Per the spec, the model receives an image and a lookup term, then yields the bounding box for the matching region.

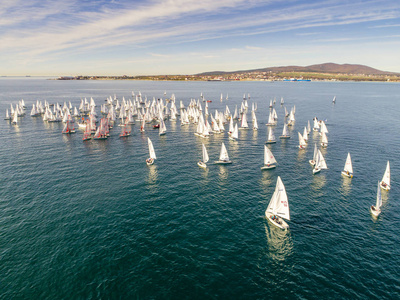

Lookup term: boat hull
[370,205,381,217]
[146,158,154,166]
[313,167,321,174]
[341,171,353,178]
[265,140,276,144]
[265,212,289,230]
[261,164,277,170]
[197,161,207,169]
[279,136,290,139]
[380,181,390,191]
[309,160,316,166]
[214,160,232,164]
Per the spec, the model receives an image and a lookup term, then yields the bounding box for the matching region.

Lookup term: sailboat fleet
[5,92,391,225]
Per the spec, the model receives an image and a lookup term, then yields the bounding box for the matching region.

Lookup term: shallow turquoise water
[0,78,399,299]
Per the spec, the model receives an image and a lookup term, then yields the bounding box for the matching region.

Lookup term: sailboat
[197,144,209,168]
[380,161,390,190]
[119,124,131,137]
[298,132,306,149]
[229,123,238,141]
[62,120,76,134]
[146,138,157,165]
[261,145,277,170]
[215,143,232,164]
[309,143,318,166]
[266,127,276,144]
[370,181,382,217]
[313,150,328,174]
[265,176,290,230]
[4,109,11,120]
[332,96,336,103]
[159,119,167,136]
[341,153,353,178]
[279,124,290,139]
[82,123,92,141]
[253,114,258,130]
[321,132,328,148]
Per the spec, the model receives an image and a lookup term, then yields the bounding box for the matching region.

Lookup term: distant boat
[266,127,276,144]
[4,109,11,120]
[159,119,166,135]
[303,127,308,143]
[298,132,306,149]
[265,176,290,230]
[215,143,232,164]
[253,114,258,130]
[119,124,131,137]
[321,132,328,148]
[146,138,156,165]
[279,124,290,139]
[197,143,209,169]
[62,120,76,134]
[341,153,353,178]
[239,112,249,129]
[229,123,238,141]
[82,123,92,141]
[380,161,390,190]
[332,96,336,103]
[313,149,328,174]
[370,181,382,217]
[309,143,318,166]
[261,145,277,170]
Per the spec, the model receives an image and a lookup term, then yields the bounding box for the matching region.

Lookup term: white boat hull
[370,205,381,217]
[197,161,207,169]
[261,164,277,170]
[146,158,154,165]
[313,167,321,174]
[309,160,316,166]
[341,171,353,178]
[214,160,232,165]
[265,212,289,230]
[380,181,390,191]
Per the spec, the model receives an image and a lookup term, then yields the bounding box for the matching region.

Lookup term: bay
[0,78,399,299]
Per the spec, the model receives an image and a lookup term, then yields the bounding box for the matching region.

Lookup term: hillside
[197,63,396,76]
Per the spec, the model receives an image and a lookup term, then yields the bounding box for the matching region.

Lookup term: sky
[1,0,399,76]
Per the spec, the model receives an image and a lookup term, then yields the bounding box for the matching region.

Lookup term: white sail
[303,127,308,142]
[219,143,230,161]
[231,123,239,139]
[202,144,209,163]
[315,150,328,170]
[376,181,382,209]
[281,124,289,137]
[240,112,248,128]
[321,132,328,146]
[266,176,290,221]
[148,138,156,159]
[343,153,353,174]
[267,127,276,142]
[253,114,258,130]
[381,161,390,188]
[298,132,306,147]
[312,143,318,162]
[320,121,328,134]
[264,145,277,165]
[159,119,167,135]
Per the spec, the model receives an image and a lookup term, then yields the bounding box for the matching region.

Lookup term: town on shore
[58,71,399,82]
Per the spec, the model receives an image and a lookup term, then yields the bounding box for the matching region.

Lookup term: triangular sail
[148,138,156,159]
[264,145,277,165]
[219,143,229,161]
[266,176,290,220]
[231,123,239,139]
[202,144,209,163]
[344,153,353,174]
[312,143,318,161]
[298,132,306,146]
[268,127,276,142]
[316,150,328,169]
[381,161,390,186]
[282,124,289,136]
[376,181,382,209]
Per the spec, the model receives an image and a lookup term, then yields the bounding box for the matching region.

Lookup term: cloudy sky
[1,0,399,76]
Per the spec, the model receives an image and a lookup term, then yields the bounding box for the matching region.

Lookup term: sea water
[0,78,399,299]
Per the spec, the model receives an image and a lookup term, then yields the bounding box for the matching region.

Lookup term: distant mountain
[197,63,396,76]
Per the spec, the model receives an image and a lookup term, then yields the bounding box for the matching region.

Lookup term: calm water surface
[0,78,399,299]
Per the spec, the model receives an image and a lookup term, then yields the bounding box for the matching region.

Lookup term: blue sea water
[0,78,399,299]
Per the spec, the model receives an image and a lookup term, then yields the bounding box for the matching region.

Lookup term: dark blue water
[0,78,399,299]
